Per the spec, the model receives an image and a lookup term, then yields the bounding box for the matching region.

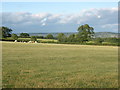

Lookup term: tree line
[0,24,119,46]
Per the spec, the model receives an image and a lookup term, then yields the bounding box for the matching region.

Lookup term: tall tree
[77,24,94,42]
[0,26,12,38]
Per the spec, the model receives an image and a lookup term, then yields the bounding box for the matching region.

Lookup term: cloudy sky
[1,2,118,33]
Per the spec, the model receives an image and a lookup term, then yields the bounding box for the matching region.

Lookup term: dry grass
[2,41,118,88]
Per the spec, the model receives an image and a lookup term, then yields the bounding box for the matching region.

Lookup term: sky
[1,2,118,33]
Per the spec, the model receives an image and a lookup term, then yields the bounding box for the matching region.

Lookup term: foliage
[1,26,119,46]
[57,33,67,42]
[11,34,18,40]
[17,39,30,42]
[45,34,54,39]
[77,24,94,42]
[20,33,30,38]
[56,24,95,43]
[0,26,12,38]
[39,40,56,43]
[1,38,14,42]
[36,36,44,39]
[94,38,103,44]
[31,36,37,41]
[67,34,76,42]
[103,38,118,43]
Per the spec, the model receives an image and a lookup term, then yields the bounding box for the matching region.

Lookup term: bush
[1,38,14,42]
[86,41,95,45]
[102,42,118,46]
[31,36,37,41]
[45,34,54,39]
[17,39,30,42]
[94,38,103,44]
[40,41,56,43]
[20,33,30,38]
[11,34,18,40]
[36,36,44,39]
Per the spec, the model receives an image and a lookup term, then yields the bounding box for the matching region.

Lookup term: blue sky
[3,2,117,14]
[2,2,118,33]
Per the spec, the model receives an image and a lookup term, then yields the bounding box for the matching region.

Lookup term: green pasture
[18,38,58,42]
[2,42,118,88]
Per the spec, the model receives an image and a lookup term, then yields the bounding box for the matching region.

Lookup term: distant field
[2,42,118,88]
[18,38,58,42]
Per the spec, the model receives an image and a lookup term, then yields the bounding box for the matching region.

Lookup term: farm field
[2,41,118,88]
[18,38,58,42]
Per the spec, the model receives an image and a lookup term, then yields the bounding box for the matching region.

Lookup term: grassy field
[2,42,118,88]
[18,38,58,42]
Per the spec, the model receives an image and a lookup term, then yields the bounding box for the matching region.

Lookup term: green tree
[0,26,12,38]
[31,36,37,41]
[20,33,30,38]
[36,36,44,39]
[77,24,94,42]
[57,33,67,42]
[11,34,18,40]
[46,34,54,39]
[104,38,118,43]
[68,34,76,42]
[95,38,103,44]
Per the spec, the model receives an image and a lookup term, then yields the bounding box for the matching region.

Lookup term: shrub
[31,36,37,41]
[94,38,103,44]
[45,34,54,39]
[20,33,30,38]
[1,38,14,42]
[11,34,18,40]
[17,39,30,42]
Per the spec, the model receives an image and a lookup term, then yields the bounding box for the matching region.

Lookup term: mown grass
[2,42,118,88]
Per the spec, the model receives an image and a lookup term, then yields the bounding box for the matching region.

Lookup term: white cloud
[97,15,101,18]
[102,24,118,28]
[2,7,118,32]
[101,24,118,32]
[41,18,47,23]
[42,23,46,26]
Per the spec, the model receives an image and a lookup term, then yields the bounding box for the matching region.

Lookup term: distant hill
[16,32,118,38]
[28,32,75,37]
[95,32,118,38]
